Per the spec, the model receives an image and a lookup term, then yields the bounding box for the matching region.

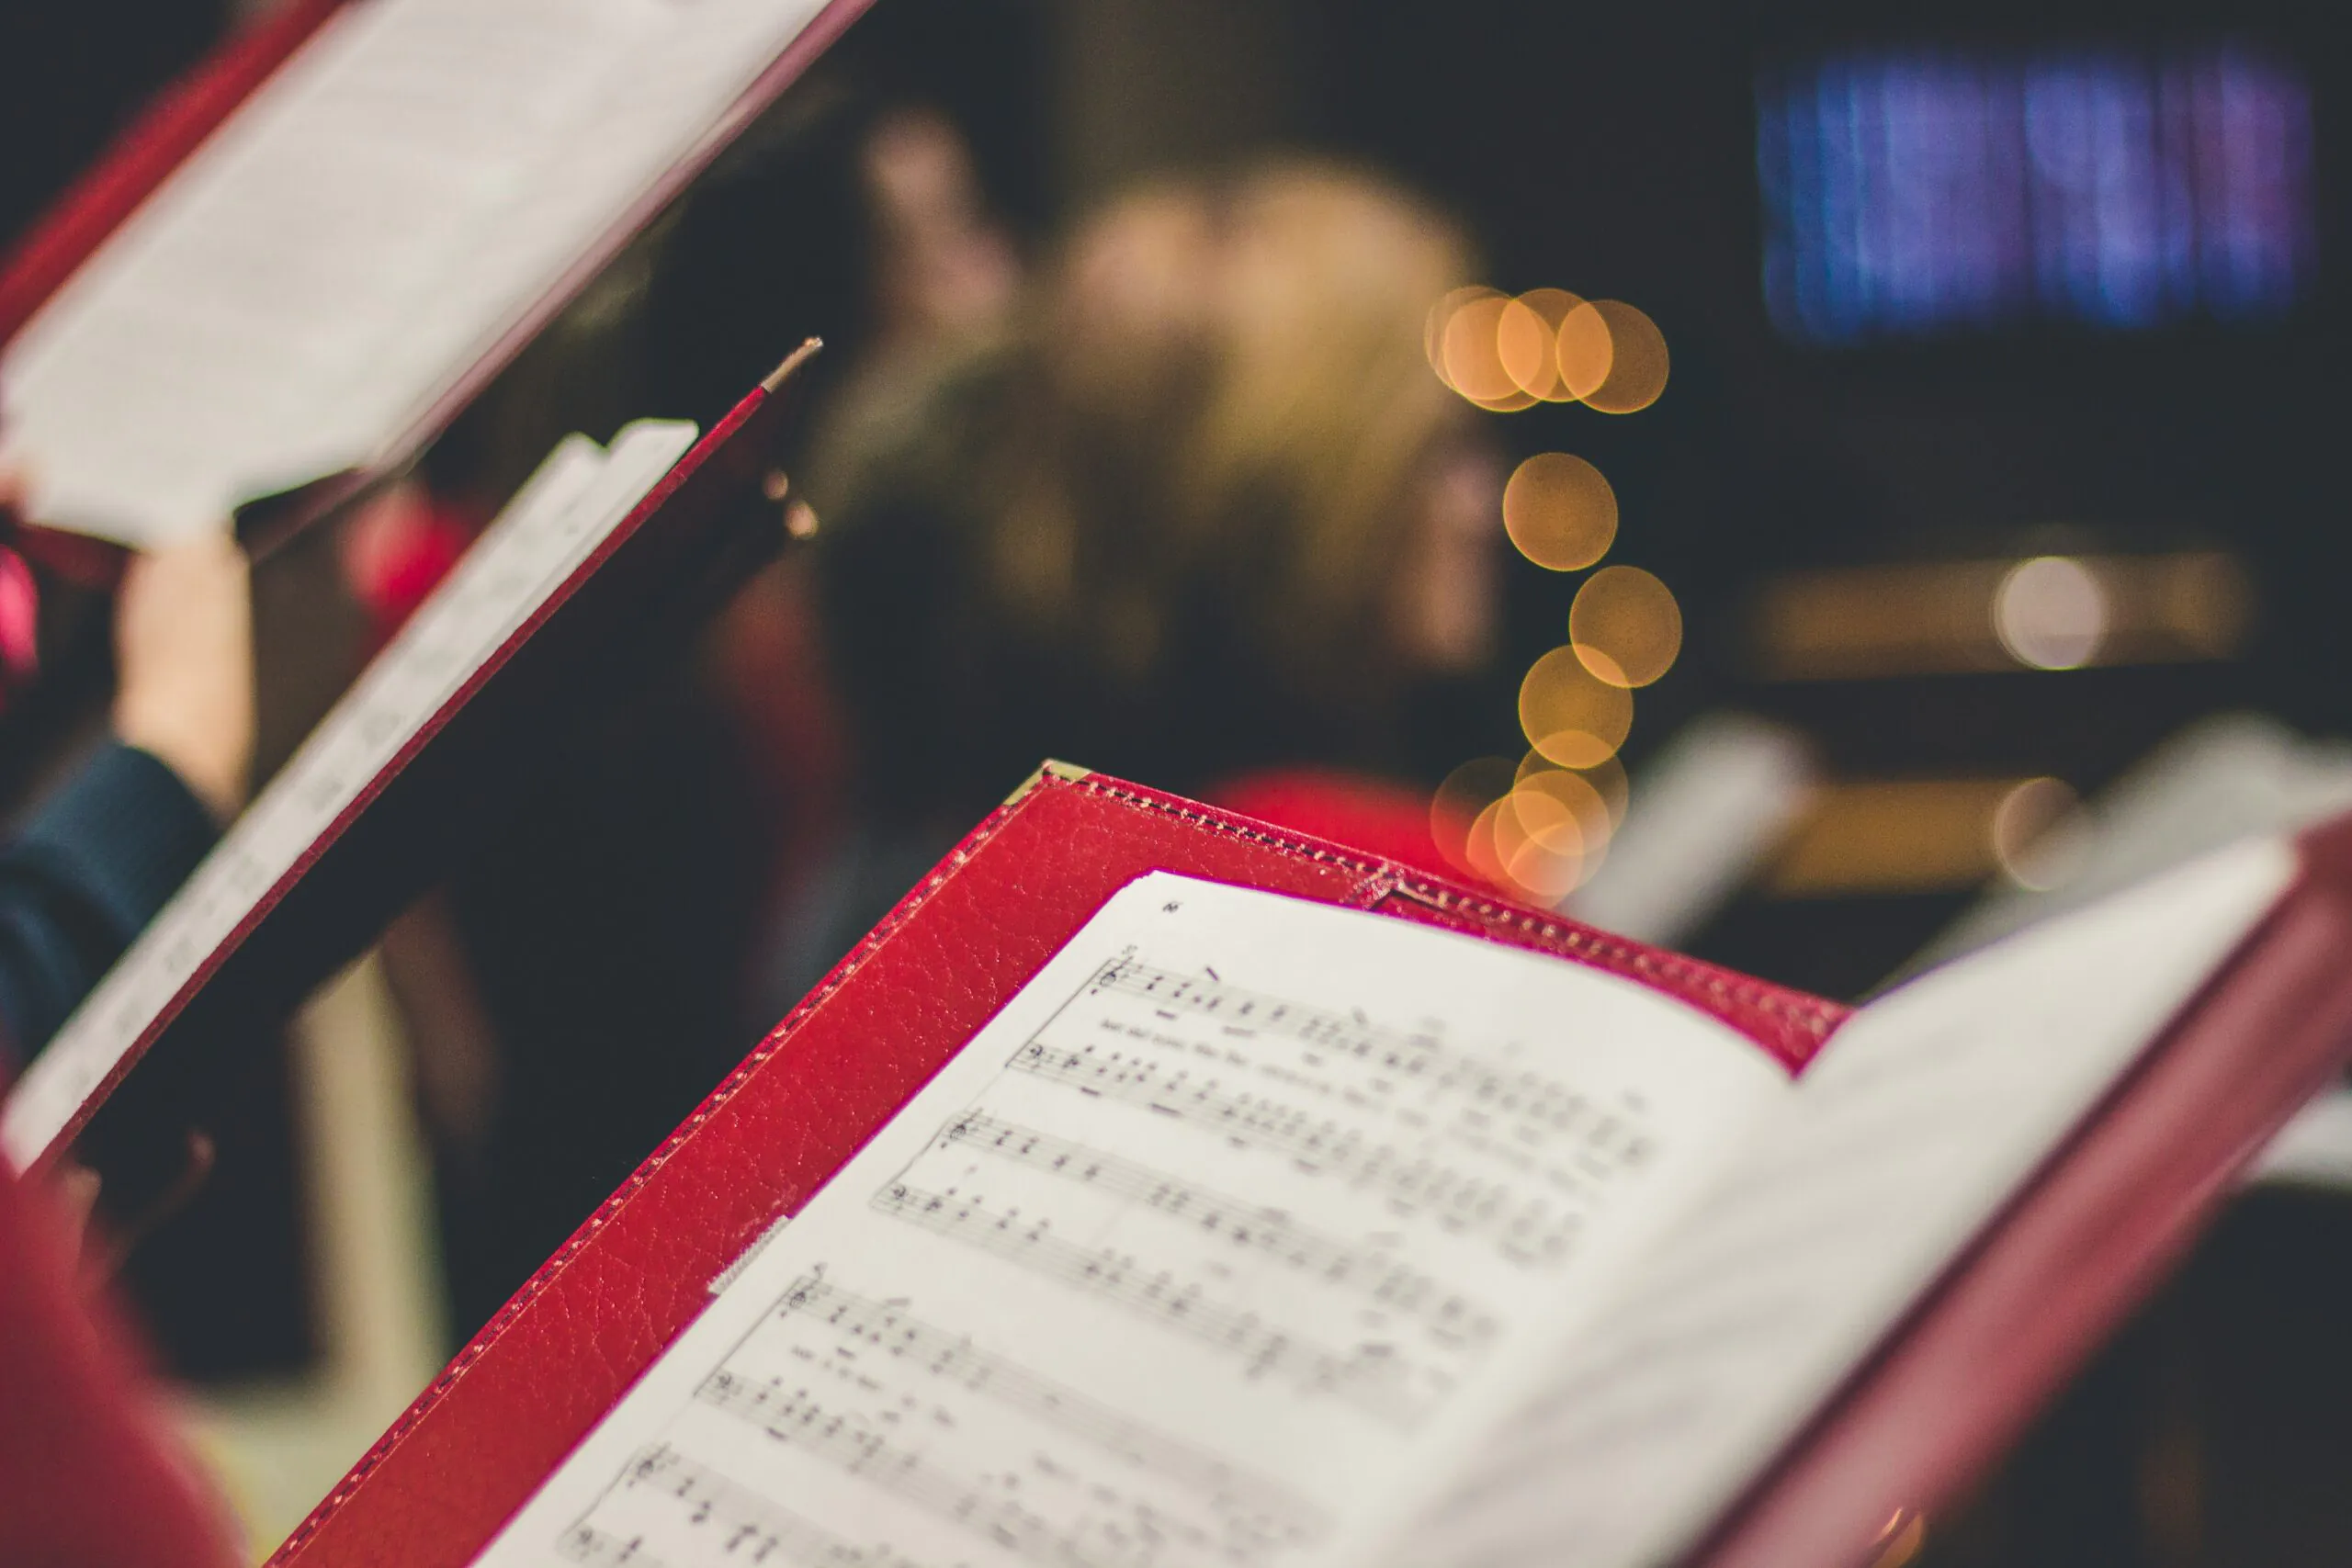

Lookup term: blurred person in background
[386,81,1026,1339]
[0,468,254,1567]
[763,160,1502,1014]
[695,94,1023,930]
[1,494,253,1071]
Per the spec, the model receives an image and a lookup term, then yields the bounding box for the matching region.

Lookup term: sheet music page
[471,873,1793,1568]
[1379,836,2294,1568]
[0,0,823,543]
[0,418,697,1170]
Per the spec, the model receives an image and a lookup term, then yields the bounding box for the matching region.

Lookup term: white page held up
[0,0,824,543]
[472,874,1792,1568]
[1381,835,2293,1568]
[1,419,698,1171]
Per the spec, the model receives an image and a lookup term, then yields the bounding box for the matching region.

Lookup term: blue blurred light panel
[1758,45,2315,343]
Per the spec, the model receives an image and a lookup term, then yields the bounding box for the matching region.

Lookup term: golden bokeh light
[1765,777,2072,897]
[1425,286,1500,389]
[1498,288,1585,401]
[1463,795,1511,887]
[1496,300,1554,399]
[1990,775,2085,891]
[1505,790,1587,858]
[1469,385,1540,413]
[1572,645,1632,686]
[1502,453,1617,571]
[1441,292,1521,406]
[1751,550,2254,680]
[1487,792,1586,904]
[1993,556,2108,671]
[1521,749,1629,825]
[1555,299,1613,400]
[1519,646,1634,768]
[1509,766,1612,858]
[1430,755,1517,875]
[1561,299,1669,413]
[1441,752,1623,906]
[1531,729,1627,770]
[1429,285,1678,897]
[1569,565,1682,686]
[1501,835,1586,903]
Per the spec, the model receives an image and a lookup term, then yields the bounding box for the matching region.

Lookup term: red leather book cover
[264,767,1845,1567]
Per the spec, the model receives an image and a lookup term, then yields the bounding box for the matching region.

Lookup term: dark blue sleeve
[0,741,220,1073]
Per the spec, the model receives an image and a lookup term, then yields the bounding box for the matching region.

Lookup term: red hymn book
[234,766,2352,1568]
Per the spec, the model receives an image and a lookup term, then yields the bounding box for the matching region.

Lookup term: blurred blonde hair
[984,160,1474,710]
[817,161,1476,809]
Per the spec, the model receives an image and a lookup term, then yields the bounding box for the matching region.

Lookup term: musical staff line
[930,1112,1499,1346]
[1008,1041,1579,1266]
[869,1180,1436,1428]
[557,1524,666,1568]
[774,1274,1328,1551]
[572,1443,935,1568]
[1083,959,1649,1159]
[695,1374,1207,1568]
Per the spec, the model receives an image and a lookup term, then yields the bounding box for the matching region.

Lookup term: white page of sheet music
[0,419,697,1171]
[470,873,1793,1568]
[0,0,822,543]
[1379,835,2294,1568]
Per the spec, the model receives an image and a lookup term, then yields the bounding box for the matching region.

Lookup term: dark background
[10,0,2343,842]
[6,3,2348,1563]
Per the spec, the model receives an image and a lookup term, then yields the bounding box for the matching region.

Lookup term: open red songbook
[0,0,869,551]
[258,767,2352,1568]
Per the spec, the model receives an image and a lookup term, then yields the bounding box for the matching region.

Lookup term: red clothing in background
[0,1158,237,1567]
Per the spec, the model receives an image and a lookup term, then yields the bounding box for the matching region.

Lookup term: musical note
[556,1524,666,1567]
[1086,960,1652,1163]
[772,1275,1328,1551]
[924,1112,1500,1346]
[566,1444,934,1568]
[1007,1041,1585,1267]
[692,1377,1210,1568]
[869,1180,1439,1427]
[1077,959,1656,1166]
[470,871,1773,1568]
[1088,957,1439,1066]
